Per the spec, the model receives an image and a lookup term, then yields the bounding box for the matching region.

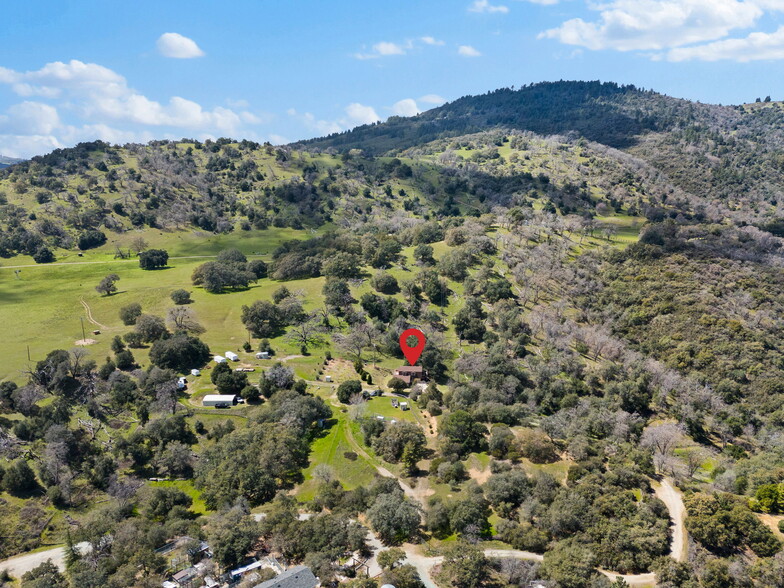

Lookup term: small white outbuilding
[214,355,227,364]
[225,351,239,362]
[191,369,201,376]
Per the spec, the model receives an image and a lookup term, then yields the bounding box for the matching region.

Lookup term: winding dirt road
[654,478,688,562]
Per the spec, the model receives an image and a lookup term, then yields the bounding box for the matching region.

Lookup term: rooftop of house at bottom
[254,565,319,588]
[392,365,427,385]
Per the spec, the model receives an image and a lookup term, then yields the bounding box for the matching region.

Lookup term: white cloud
[267,134,289,145]
[458,45,482,56]
[0,59,270,157]
[345,103,380,125]
[300,112,343,135]
[539,0,774,52]
[392,99,420,117]
[0,102,60,135]
[156,32,205,59]
[291,102,380,135]
[354,40,412,59]
[516,0,560,5]
[469,0,509,13]
[0,134,63,159]
[419,94,447,105]
[666,25,784,61]
[374,41,407,55]
[355,37,446,59]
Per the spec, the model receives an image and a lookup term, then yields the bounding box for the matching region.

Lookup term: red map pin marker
[400,328,426,365]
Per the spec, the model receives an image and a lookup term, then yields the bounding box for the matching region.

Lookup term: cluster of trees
[685,493,781,557]
[192,248,267,293]
[138,248,168,270]
[750,482,784,514]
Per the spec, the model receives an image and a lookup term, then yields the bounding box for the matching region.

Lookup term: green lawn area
[147,479,210,515]
[296,393,377,501]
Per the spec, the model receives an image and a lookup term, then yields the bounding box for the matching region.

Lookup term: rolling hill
[296,80,784,225]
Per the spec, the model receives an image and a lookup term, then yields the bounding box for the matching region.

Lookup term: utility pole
[80,317,86,341]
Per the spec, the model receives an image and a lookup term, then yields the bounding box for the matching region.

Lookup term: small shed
[191,369,201,376]
[324,375,333,383]
[214,355,227,364]
[256,351,270,359]
[202,394,237,407]
[400,402,410,411]
[225,351,239,362]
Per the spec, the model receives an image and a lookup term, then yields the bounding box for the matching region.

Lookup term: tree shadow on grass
[308,417,339,444]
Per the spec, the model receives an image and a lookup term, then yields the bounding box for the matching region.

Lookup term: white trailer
[202,394,237,407]
[225,351,239,361]
[213,355,227,364]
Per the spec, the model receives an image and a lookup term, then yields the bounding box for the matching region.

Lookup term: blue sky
[2,0,784,158]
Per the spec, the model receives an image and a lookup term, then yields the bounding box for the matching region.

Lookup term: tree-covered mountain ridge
[296,80,784,226]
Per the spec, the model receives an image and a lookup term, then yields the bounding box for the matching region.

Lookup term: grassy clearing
[147,480,210,515]
[296,388,378,501]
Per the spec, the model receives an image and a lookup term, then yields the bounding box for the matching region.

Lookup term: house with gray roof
[253,565,318,588]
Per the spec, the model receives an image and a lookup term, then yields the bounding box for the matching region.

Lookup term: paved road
[0,542,89,579]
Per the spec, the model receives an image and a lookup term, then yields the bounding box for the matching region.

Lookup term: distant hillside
[295,81,784,222]
[294,81,712,152]
[0,154,23,169]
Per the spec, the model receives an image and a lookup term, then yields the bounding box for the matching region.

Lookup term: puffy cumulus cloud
[0,59,266,157]
[666,25,784,61]
[392,98,420,117]
[344,103,380,125]
[420,36,445,46]
[156,32,205,58]
[469,0,509,13]
[289,102,379,135]
[539,0,771,52]
[458,45,482,56]
[0,60,124,98]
